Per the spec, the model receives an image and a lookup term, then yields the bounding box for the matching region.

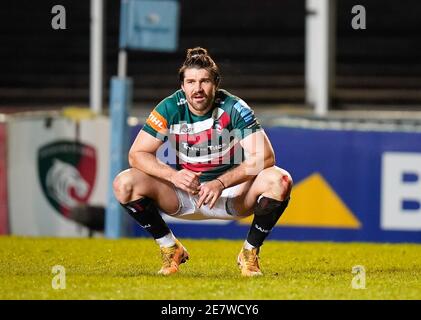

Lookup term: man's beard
[188,93,214,112]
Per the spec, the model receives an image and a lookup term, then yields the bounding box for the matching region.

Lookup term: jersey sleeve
[141,100,170,141]
[230,99,262,140]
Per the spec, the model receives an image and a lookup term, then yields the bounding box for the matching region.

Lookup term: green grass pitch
[1,236,420,300]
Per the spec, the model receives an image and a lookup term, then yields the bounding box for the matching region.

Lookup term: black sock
[120,197,171,239]
[246,196,290,248]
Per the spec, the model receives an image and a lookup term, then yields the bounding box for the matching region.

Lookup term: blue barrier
[105,78,133,238]
[129,124,421,243]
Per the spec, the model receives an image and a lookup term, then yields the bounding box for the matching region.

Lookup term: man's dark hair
[178,47,220,86]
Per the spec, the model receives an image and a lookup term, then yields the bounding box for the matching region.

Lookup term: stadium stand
[0,0,420,109]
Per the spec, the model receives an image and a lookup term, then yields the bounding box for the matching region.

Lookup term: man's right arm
[128,130,201,194]
[128,130,175,182]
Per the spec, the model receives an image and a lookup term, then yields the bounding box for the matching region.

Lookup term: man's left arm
[197,130,275,208]
[218,130,275,188]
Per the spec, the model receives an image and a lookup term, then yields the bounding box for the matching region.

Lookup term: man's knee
[258,166,293,200]
[113,170,133,203]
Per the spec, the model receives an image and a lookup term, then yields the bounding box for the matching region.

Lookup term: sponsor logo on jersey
[147,109,168,132]
[177,98,187,106]
[233,100,254,124]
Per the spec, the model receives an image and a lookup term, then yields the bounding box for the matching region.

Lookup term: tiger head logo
[38,141,96,218]
[46,159,89,210]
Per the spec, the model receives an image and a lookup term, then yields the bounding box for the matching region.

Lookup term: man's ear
[180,82,185,92]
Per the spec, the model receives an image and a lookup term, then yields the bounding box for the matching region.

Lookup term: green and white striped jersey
[142,89,262,182]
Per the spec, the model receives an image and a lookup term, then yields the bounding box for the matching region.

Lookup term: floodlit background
[1,0,421,301]
[1,0,421,242]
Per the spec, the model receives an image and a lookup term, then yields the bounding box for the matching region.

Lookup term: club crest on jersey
[180,123,192,134]
[37,141,97,218]
[215,122,223,134]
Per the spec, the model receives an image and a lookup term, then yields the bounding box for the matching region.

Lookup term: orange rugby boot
[158,239,189,275]
[237,247,263,277]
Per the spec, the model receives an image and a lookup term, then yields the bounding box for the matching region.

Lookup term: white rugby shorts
[163,184,250,220]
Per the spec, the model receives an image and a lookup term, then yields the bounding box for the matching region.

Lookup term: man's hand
[170,169,202,195]
[196,179,225,209]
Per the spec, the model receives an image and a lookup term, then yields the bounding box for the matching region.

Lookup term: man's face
[181,68,217,115]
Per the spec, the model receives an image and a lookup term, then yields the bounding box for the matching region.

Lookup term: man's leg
[113,168,189,275]
[230,166,293,276]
